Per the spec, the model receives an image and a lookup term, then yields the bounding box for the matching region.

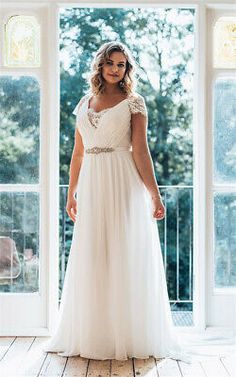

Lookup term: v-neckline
[86,93,130,130]
[87,93,130,114]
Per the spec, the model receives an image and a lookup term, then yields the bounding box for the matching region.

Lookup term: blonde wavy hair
[88,41,138,96]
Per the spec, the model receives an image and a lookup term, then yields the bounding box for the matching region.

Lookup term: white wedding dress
[43,91,192,363]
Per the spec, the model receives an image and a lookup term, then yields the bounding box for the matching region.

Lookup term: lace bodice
[72,92,148,129]
[71,92,148,151]
[87,108,110,128]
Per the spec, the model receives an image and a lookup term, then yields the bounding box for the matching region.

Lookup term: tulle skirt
[43,150,192,363]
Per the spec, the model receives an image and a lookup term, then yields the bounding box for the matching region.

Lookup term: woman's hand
[151,196,165,220]
[66,194,77,222]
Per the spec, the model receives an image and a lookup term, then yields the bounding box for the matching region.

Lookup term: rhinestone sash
[85,146,131,154]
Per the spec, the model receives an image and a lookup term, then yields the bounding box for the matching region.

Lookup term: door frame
[0,3,60,336]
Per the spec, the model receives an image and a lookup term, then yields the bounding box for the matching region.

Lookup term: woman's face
[101,51,127,86]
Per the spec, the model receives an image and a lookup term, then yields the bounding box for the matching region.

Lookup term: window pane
[214,193,236,288]
[5,15,40,67]
[59,7,195,326]
[0,192,39,293]
[213,17,236,69]
[213,78,236,184]
[0,76,40,184]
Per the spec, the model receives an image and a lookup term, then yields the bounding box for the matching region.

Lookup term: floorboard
[0,336,235,377]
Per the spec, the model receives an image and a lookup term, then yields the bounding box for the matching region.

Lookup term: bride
[43,40,192,364]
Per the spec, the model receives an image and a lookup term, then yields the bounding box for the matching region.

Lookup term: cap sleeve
[72,104,79,115]
[72,95,88,116]
[128,94,148,117]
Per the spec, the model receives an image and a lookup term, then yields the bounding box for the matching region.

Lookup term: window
[213,17,236,69]
[212,18,236,290]
[0,75,40,292]
[4,15,40,67]
[0,7,50,333]
[59,6,195,326]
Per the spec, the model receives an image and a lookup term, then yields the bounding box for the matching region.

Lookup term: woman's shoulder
[72,92,91,115]
[127,91,147,117]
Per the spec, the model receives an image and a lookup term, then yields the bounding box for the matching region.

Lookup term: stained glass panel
[213,17,236,69]
[5,15,40,67]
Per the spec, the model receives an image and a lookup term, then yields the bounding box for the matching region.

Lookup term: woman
[43,41,191,364]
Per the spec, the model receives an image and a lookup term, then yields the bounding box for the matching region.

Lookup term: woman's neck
[102,83,122,96]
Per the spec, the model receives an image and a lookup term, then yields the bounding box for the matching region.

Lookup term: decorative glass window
[213,17,236,69]
[4,15,40,67]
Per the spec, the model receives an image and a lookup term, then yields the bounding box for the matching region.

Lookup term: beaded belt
[85,146,131,154]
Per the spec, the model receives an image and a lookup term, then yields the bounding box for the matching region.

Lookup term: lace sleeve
[128,94,148,117]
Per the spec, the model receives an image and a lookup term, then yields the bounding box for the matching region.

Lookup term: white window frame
[0,3,60,335]
[206,6,236,328]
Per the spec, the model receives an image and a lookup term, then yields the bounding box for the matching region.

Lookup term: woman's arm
[131,112,165,220]
[66,128,84,222]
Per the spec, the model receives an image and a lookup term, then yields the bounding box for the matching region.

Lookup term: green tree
[59,7,194,311]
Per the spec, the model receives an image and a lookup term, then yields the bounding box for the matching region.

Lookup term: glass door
[0,6,52,335]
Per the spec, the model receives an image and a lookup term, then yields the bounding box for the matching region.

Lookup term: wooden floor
[0,336,236,376]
